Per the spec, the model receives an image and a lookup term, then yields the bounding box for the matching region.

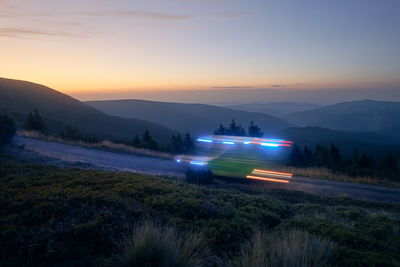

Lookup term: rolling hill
[226,102,320,117]
[283,100,400,141]
[86,99,291,137]
[0,77,177,144]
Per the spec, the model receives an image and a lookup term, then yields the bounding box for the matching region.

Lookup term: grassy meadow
[1,152,400,266]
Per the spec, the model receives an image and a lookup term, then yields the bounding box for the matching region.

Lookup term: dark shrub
[61,126,99,143]
[25,109,46,132]
[0,114,16,147]
[186,168,214,185]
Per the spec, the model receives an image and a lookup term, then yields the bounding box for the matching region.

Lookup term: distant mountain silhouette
[283,100,400,142]
[226,102,320,117]
[0,77,176,144]
[86,99,291,137]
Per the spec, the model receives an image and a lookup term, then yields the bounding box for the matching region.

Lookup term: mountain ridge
[283,99,400,141]
[0,77,177,144]
[86,99,292,137]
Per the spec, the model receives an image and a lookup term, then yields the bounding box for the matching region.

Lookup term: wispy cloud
[0,7,191,21]
[79,10,191,20]
[212,86,253,89]
[0,27,87,39]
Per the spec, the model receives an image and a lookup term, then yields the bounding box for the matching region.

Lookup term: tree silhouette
[248,121,263,137]
[287,144,303,166]
[132,135,142,148]
[183,132,195,153]
[380,154,397,170]
[214,124,227,135]
[303,146,314,167]
[0,114,16,146]
[330,145,342,169]
[25,109,46,132]
[357,153,375,169]
[63,126,82,141]
[314,145,331,167]
[229,119,246,136]
[143,130,158,150]
[170,134,184,153]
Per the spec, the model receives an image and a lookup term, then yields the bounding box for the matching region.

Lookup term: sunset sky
[1,0,399,99]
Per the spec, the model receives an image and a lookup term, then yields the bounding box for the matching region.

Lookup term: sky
[1,0,400,101]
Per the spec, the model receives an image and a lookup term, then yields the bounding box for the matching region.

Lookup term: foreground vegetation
[1,152,399,266]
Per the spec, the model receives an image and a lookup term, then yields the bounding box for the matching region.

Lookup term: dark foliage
[0,114,16,147]
[142,130,158,150]
[25,109,46,132]
[303,146,314,167]
[169,132,195,154]
[214,119,262,137]
[183,132,195,154]
[131,135,142,148]
[228,119,246,136]
[214,124,227,135]
[61,126,99,143]
[287,144,303,166]
[248,120,263,137]
[185,168,214,185]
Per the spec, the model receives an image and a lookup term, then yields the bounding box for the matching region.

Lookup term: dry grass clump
[115,221,213,267]
[230,230,338,267]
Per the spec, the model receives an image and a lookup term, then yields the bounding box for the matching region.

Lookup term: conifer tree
[248,121,263,137]
[25,109,46,132]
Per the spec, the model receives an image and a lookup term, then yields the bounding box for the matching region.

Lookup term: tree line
[214,119,263,137]
[0,114,16,147]
[130,131,195,154]
[288,144,399,180]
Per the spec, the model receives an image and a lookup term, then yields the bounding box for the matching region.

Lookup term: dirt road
[13,136,400,204]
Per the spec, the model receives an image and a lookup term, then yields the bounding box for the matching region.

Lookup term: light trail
[190,161,207,166]
[253,169,293,176]
[260,142,279,147]
[197,138,213,143]
[246,175,290,183]
[223,141,235,145]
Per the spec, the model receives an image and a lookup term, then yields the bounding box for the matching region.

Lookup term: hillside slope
[283,100,400,141]
[0,78,176,144]
[86,99,291,137]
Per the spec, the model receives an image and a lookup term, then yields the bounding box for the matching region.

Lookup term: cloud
[0,27,86,39]
[212,86,254,90]
[79,10,191,20]
[270,84,282,88]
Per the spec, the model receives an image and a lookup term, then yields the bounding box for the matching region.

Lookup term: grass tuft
[116,221,212,267]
